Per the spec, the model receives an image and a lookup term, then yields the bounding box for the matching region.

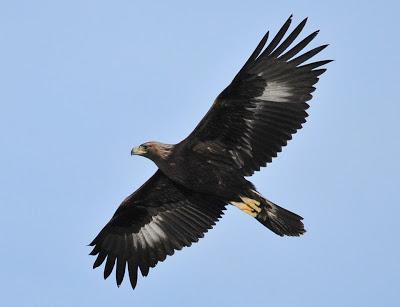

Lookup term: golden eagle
[89,15,330,289]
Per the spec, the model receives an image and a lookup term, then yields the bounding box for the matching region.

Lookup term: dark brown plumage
[89,15,331,290]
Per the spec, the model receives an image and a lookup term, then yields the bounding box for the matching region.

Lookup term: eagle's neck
[150,143,174,165]
[159,144,174,159]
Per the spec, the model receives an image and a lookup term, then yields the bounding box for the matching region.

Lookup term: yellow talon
[231,197,261,217]
[240,197,262,213]
[243,207,258,217]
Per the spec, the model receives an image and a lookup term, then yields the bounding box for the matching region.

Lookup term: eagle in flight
[89,15,330,290]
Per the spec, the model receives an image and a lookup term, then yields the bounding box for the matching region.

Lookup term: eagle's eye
[142,144,152,151]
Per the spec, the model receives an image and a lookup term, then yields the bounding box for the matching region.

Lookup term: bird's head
[131,141,173,161]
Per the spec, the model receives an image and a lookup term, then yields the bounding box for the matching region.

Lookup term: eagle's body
[154,142,251,199]
[90,16,331,290]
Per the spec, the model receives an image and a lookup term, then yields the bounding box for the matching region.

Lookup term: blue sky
[1,1,399,306]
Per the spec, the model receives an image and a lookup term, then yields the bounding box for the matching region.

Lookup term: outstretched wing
[185,16,331,176]
[89,170,226,289]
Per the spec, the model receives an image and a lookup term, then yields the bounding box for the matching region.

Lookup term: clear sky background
[1,1,399,306]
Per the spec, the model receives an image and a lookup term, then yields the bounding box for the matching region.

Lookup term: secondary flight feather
[89,15,331,290]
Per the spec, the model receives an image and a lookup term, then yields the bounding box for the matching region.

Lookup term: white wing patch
[147,216,168,241]
[136,216,169,246]
[257,81,292,102]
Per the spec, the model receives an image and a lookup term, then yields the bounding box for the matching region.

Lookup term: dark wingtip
[89,250,97,256]
[103,256,116,279]
[281,15,293,30]
[320,44,329,50]
[104,271,111,280]
[299,17,308,28]
[93,252,107,269]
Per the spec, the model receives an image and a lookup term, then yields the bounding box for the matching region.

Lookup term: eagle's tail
[257,198,305,236]
[231,192,305,236]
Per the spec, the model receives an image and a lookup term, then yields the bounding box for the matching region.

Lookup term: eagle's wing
[89,170,226,289]
[185,16,331,176]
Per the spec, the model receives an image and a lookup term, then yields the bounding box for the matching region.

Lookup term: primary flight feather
[89,15,331,289]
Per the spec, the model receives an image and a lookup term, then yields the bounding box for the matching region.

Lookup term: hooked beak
[131,146,147,156]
